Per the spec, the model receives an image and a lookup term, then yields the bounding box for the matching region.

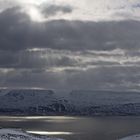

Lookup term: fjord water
[0,116,140,140]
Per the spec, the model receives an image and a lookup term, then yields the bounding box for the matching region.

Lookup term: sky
[0,0,140,90]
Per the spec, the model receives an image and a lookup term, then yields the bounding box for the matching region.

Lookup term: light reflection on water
[0,116,77,120]
[27,131,74,135]
[0,116,80,123]
[0,116,140,140]
[0,116,79,123]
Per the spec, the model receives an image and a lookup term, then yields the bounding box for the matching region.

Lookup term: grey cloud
[132,3,140,8]
[0,47,140,72]
[1,7,140,51]
[0,6,140,90]
[1,65,140,90]
[0,50,78,69]
[0,0,17,11]
[40,4,73,17]
[63,66,140,90]
[0,7,31,50]
[0,69,65,89]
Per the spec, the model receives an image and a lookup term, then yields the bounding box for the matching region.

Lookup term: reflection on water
[0,116,79,123]
[27,131,74,135]
[0,116,77,120]
[0,116,140,140]
[0,116,77,123]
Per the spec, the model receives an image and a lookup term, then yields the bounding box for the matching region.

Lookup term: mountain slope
[0,89,140,116]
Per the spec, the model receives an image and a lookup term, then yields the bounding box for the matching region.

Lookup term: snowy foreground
[0,129,63,140]
[119,134,140,140]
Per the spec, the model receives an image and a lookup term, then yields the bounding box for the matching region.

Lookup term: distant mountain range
[0,89,140,116]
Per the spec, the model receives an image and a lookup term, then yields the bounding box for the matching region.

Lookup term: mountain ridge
[0,89,140,116]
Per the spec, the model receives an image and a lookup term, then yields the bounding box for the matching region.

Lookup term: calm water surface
[0,116,140,140]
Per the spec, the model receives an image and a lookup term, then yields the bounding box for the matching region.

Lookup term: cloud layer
[1,0,140,21]
[0,1,140,90]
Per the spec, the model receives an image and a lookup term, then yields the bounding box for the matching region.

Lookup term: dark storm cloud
[0,7,140,51]
[40,4,73,17]
[0,68,64,88]
[1,65,140,90]
[0,6,140,89]
[0,50,79,69]
[31,20,140,51]
[0,7,31,51]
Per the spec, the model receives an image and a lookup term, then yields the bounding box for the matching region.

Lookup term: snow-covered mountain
[0,128,63,140]
[0,89,140,116]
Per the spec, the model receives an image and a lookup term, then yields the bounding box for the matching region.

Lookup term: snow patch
[119,134,140,140]
[0,128,64,140]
